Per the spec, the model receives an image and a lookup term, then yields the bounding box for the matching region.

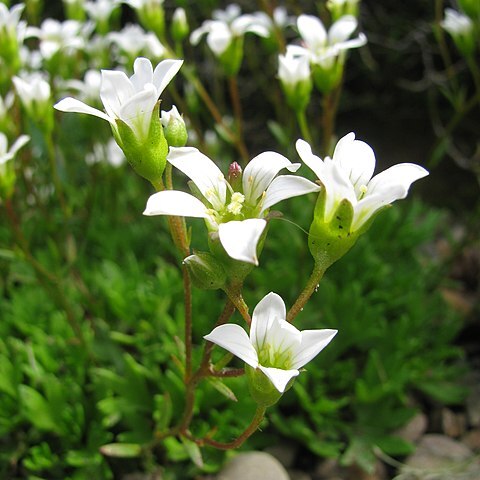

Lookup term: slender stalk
[296,109,313,144]
[228,75,249,164]
[195,406,266,450]
[287,262,326,323]
[224,283,251,325]
[321,86,342,156]
[182,265,193,381]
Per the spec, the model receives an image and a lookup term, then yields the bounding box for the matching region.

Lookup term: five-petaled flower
[296,133,429,232]
[54,57,182,142]
[204,292,337,393]
[143,147,320,264]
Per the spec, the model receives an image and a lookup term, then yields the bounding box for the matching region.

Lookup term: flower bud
[327,0,360,21]
[227,162,242,192]
[63,0,86,21]
[114,101,168,186]
[441,8,476,58]
[161,105,188,147]
[183,252,227,290]
[311,61,344,94]
[278,52,312,112]
[245,365,284,407]
[137,1,165,39]
[171,8,189,43]
[218,37,244,77]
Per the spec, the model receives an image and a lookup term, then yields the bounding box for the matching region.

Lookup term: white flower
[160,104,183,128]
[143,147,320,264]
[251,7,294,33]
[190,4,269,56]
[63,69,102,103]
[122,0,163,8]
[0,133,29,168]
[26,18,92,59]
[278,49,310,85]
[288,14,366,68]
[204,292,337,393]
[0,2,26,42]
[85,0,119,23]
[13,73,51,113]
[54,57,183,142]
[86,138,125,167]
[296,133,429,231]
[108,24,166,59]
[441,8,474,36]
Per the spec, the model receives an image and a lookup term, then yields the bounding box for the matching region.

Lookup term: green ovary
[258,343,293,370]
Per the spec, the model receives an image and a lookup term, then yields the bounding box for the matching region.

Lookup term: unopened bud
[171,8,189,42]
[161,105,188,147]
[227,162,242,191]
[183,252,227,290]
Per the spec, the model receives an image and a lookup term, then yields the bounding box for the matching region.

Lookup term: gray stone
[395,413,428,443]
[442,408,467,438]
[265,442,297,468]
[401,434,479,479]
[217,451,290,480]
[462,429,480,451]
[466,383,480,428]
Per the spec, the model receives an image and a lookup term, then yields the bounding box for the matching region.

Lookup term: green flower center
[257,343,293,370]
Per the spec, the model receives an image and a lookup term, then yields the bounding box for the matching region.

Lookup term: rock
[442,408,467,438]
[265,442,297,468]
[463,429,480,451]
[401,434,479,478]
[395,413,428,443]
[466,383,480,427]
[217,452,290,480]
[287,469,311,480]
[315,459,386,480]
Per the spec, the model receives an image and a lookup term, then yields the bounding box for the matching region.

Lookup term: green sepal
[163,116,188,147]
[218,37,244,77]
[113,102,168,185]
[183,251,227,290]
[0,163,16,200]
[308,188,358,269]
[312,61,344,94]
[281,78,313,113]
[246,365,283,407]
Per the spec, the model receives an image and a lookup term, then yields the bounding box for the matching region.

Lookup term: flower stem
[287,262,326,323]
[224,282,251,325]
[296,109,313,144]
[195,406,267,450]
[321,86,342,156]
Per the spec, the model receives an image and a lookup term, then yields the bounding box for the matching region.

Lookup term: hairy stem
[287,262,326,323]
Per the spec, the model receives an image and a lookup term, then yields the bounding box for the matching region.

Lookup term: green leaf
[100,443,142,458]
[19,385,62,434]
[375,435,415,456]
[181,437,204,468]
[207,377,238,402]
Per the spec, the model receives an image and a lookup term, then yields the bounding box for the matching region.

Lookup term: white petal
[243,151,299,204]
[207,25,232,56]
[328,15,357,44]
[333,132,376,194]
[167,147,227,210]
[143,190,208,218]
[334,33,367,52]
[258,366,299,393]
[190,24,210,45]
[267,317,302,358]
[351,163,429,230]
[367,163,429,200]
[291,329,337,369]
[100,70,135,119]
[9,135,30,156]
[130,57,154,91]
[297,14,327,51]
[152,59,183,97]
[119,84,157,140]
[251,292,286,350]
[218,218,266,265]
[261,175,320,214]
[54,97,114,124]
[204,324,258,368]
